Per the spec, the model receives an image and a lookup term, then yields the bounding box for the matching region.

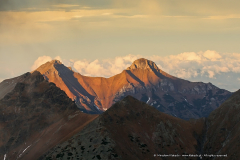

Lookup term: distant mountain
[0,71,98,160]
[41,93,240,160]
[34,58,231,119]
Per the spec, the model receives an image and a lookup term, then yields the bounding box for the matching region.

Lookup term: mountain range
[42,91,240,160]
[0,71,98,159]
[0,58,238,159]
[30,58,231,120]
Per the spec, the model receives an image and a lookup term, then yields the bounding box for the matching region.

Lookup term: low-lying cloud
[31,51,240,91]
[31,56,52,71]
[73,55,140,77]
[31,55,62,70]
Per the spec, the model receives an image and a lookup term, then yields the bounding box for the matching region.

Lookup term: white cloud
[72,55,139,77]
[203,50,222,61]
[31,55,69,71]
[54,56,62,62]
[146,50,240,80]
[32,51,240,80]
[31,56,52,71]
[207,71,215,78]
[73,60,88,74]
[170,52,203,61]
[68,51,240,81]
[173,69,199,79]
[31,51,240,91]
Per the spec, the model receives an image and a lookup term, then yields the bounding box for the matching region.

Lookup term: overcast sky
[1,0,240,92]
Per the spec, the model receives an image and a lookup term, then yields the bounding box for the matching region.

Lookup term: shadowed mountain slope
[0,73,30,100]
[42,96,205,160]
[0,71,98,160]
[34,58,231,120]
[41,91,240,160]
[202,89,240,160]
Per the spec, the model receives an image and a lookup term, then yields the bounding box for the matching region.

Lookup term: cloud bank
[31,56,52,70]
[31,51,240,91]
[68,50,239,80]
[31,55,62,70]
[73,55,139,77]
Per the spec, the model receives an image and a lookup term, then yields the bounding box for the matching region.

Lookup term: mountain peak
[36,59,62,72]
[33,59,63,73]
[127,58,159,70]
[49,59,62,65]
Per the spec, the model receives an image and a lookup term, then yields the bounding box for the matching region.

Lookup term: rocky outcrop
[127,58,159,70]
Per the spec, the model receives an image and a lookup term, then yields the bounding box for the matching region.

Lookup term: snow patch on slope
[146,97,150,104]
[17,145,32,159]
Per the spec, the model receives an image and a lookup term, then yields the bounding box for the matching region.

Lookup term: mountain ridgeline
[42,93,240,160]
[0,71,98,160]
[33,58,231,120]
[0,69,240,160]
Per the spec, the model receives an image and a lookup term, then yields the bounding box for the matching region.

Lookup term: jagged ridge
[31,58,231,120]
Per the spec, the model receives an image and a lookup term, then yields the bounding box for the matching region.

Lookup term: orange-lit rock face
[34,59,172,112]
[34,58,231,120]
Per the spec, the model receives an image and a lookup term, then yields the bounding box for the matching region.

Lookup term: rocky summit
[127,58,160,70]
[32,58,231,120]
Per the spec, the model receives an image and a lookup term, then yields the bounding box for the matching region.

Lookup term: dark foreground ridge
[0,70,239,159]
[0,71,98,160]
[42,96,204,160]
[0,69,238,159]
[42,93,240,160]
